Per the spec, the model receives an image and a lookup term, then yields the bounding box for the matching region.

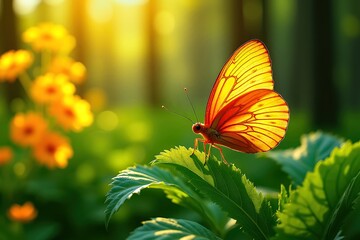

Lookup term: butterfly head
[192,122,205,134]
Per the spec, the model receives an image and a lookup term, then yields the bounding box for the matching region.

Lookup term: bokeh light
[342,14,360,38]
[125,121,152,143]
[13,162,26,177]
[13,0,41,15]
[76,163,96,184]
[96,110,119,131]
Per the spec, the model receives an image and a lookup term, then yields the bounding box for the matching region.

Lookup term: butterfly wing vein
[204,40,289,153]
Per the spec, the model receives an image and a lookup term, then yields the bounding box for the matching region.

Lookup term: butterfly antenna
[162,105,194,124]
[184,88,199,122]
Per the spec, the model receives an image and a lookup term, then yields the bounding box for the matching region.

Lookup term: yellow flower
[22,22,75,53]
[8,202,37,223]
[48,57,86,84]
[49,95,93,131]
[0,146,13,165]
[30,73,75,104]
[32,131,73,169]
[10,112,48,147]
[0,50,33,82]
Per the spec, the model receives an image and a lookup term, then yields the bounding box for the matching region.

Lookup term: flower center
[42,32,54,41]
[46,86,56,94]
[24,126,34,135]
[64,107,75,118]
[46,144,56,155]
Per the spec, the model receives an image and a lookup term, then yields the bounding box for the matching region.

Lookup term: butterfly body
[192,122,220,143]
[192,40,289,162]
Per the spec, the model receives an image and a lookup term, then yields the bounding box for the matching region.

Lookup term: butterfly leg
[192,138,208,165]
[212,144,228,165]
[192,138,198,155]
[192,138,206,152]
[203,144,213,165]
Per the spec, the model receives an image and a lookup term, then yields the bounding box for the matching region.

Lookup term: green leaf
[106,146,276,239]
[105,164,229,235]
[128,218,221,240]
[153,146,276,240]
[105,165,196,227]
[153,146,213,184]
[277,185,290,212]
[275,141,360,240]
[264,131,343,185]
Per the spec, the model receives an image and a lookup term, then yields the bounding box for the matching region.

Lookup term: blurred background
[0,0,359,239]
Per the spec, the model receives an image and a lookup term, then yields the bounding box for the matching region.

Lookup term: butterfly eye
[192,123,202,133]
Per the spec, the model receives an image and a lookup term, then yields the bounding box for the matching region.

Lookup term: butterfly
[192,39,289,164]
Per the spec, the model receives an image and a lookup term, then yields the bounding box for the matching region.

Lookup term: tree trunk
[230,0,246,48]
[0,0,22,104]
[0,0,18,51]
[312,0,339,129]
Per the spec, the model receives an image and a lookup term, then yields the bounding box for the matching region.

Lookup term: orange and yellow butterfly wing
[205,40,274,124]
[205,40,289,153]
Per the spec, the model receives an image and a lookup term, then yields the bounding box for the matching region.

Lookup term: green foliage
[105,132,360,239]
[105,164,203,227]
[277,185,290,213]
[275,141,360,239]
[106,147,277,239]
[106,147,275,239]
[128,218,221,240]
[264,131,343,185]
[153,147,276,239]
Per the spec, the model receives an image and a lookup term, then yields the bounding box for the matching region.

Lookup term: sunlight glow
[116,0,148,6]
[88,0,113,23]
[13,0,40,15]
[115,6,147,60]
[154,11,175,35]
[43,0,64,5]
